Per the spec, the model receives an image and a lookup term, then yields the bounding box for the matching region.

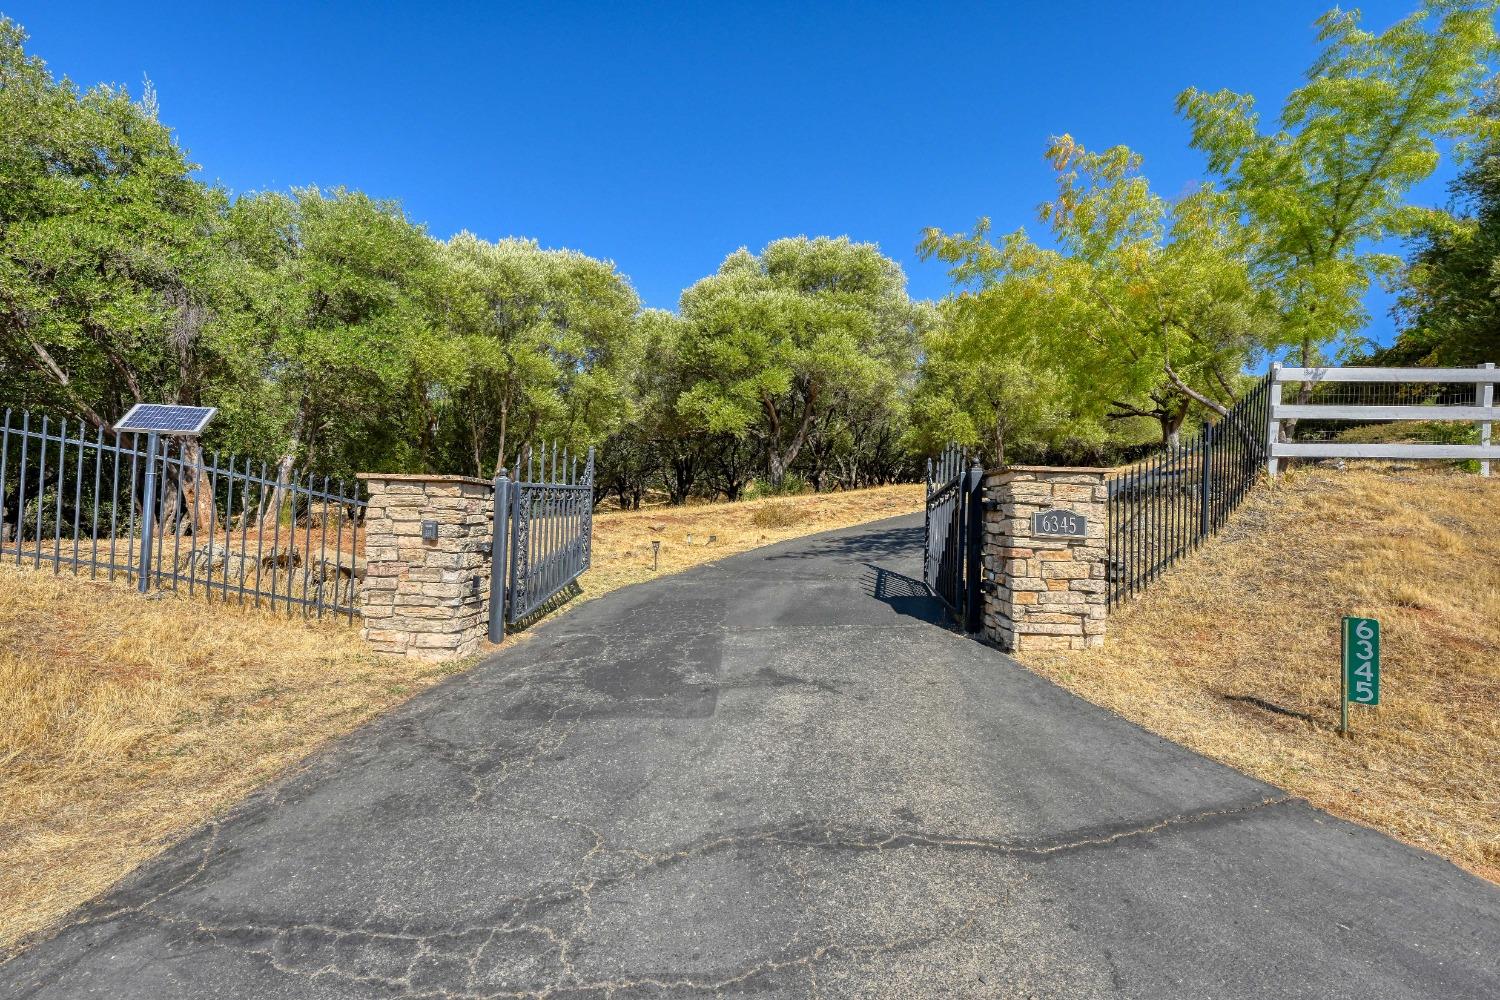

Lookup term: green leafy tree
[593,308,708,505]
[922,136,1271,448]
[797,299,925,490]
[1393,82,1500,365]
[800,378,914,490]
[906,278,1080,466]
[634,309,711,503]
[441,233,639,477]
[676,237,921,486]
[0,17,228,431]
[1177,0,1498,372]
[217,187,460,490]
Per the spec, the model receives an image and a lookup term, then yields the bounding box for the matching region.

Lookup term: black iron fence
[0,408,366,619]
[489,444,595,636]
[923,443,983,631]
[1106,373,1272,608]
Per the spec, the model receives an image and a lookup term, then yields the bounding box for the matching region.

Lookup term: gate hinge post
[963,459,986,634]
[488,472,510,643]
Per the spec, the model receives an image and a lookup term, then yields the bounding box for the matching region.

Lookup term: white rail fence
[1267,363,1497,477]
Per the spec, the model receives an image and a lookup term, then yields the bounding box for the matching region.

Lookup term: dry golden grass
[0,484,922,952]
[579,484,923,602]
[0,571,465,952]
[1023,464,1500,881]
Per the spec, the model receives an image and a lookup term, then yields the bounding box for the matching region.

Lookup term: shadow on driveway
[861,563,952,628]
[761,523,925,564]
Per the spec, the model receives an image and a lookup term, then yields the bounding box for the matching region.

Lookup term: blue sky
[6,1,1458,345]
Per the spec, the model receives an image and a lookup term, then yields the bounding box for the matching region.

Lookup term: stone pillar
[982,466,1109,652]
[357,474,494,661]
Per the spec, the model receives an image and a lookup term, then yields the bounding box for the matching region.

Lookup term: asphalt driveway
[3,513,1497,998]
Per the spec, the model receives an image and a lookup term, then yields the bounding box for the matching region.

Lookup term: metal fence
[1106,373,1272,609]
[0,408,366,619]
[923,443,984,631]
[489,444,595,636]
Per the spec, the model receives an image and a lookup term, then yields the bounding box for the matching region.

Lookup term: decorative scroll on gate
[489,444,595,637]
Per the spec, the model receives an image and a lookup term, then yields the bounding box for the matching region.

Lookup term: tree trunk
[1283,334,1316,442]
[667,455,696,505]
[180,438,212,533]
[761,384,819,486]
[260,452,296,531]
[492,385,513,477]
[1163,413,1181,449]
[767,450,788,488]
[159,453,183,536]
[470,414,485,479]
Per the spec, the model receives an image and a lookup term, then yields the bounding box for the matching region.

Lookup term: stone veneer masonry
[982,467,1109,652]
[358,474,494,661]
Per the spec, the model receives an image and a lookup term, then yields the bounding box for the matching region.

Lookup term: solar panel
[115,404,218,436]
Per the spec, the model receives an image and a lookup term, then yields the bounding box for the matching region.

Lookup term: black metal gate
[489,444,594,637]
[923,444,984,632]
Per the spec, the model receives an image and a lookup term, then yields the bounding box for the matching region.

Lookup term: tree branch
[1163,360,1230,418]
[1,314,112,432]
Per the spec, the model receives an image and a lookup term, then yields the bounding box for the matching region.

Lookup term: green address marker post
[1340,616,1380,736]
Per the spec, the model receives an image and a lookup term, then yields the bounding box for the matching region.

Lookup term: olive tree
[676,237,921,486]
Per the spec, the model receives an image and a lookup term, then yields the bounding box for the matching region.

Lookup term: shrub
[765,474,810,497]
[750,502,805,529]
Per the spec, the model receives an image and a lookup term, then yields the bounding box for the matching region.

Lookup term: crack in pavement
[111,895,990,1000]
[392,701,586,806]
[10,701,589,964]
[36,795,1290,998]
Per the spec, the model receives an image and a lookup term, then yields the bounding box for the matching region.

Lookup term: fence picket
[1108,373,1272,608]
[0,407,366,617]
[70,423,85,570]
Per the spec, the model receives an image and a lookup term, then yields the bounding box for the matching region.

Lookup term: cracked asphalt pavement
[3,515,1498,998]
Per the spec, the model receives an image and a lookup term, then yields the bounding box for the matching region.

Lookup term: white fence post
[1266,363,1281,478]
[1481,363,1494,478]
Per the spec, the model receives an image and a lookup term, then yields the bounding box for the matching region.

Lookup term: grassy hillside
[586,485,922,598]
[1023,465,1499,881]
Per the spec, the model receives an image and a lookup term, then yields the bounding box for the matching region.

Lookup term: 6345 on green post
[1340,616,1380,734]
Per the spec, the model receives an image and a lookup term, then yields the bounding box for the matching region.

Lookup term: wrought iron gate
[489,444,594,637]
[923,444,984,632]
